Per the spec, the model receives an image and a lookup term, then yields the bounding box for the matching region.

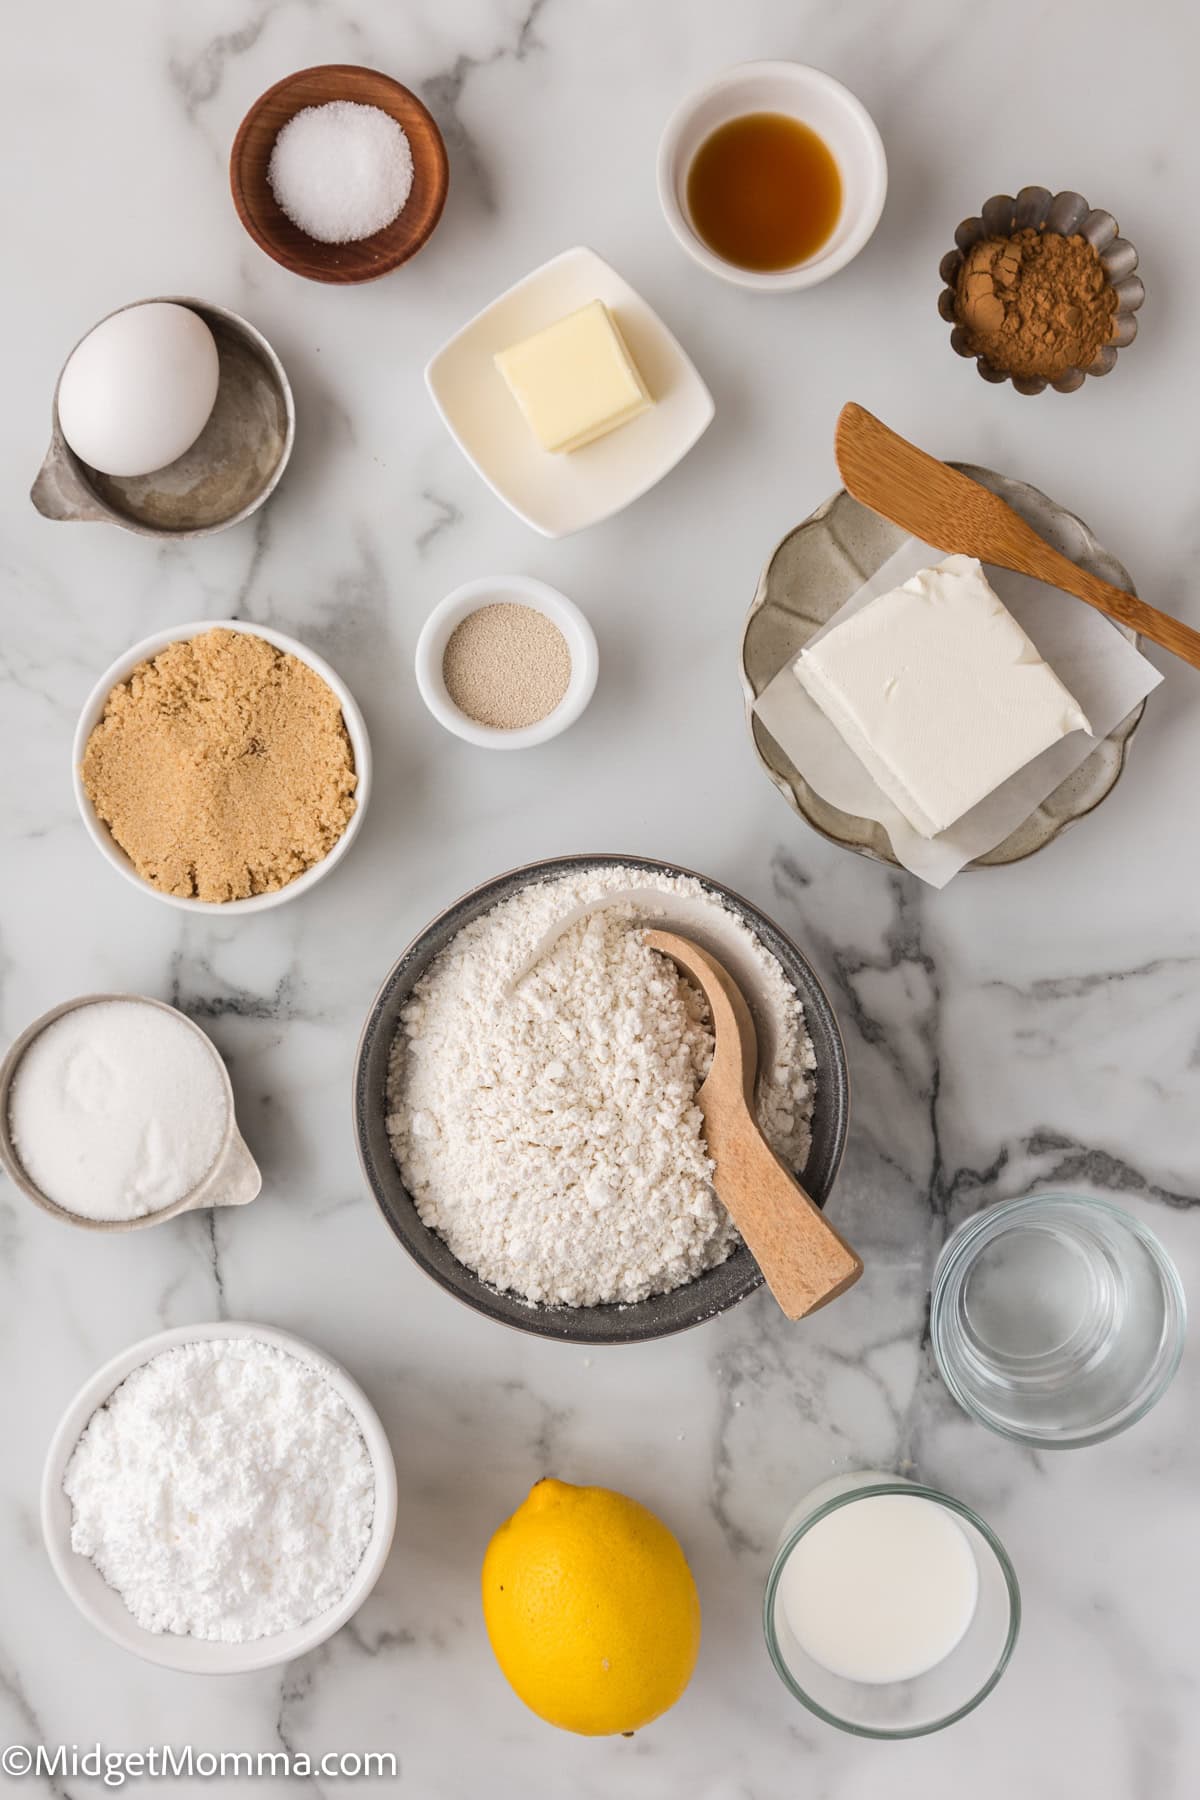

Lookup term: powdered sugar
[63,1339,375,1643]
[386,866,816,1307]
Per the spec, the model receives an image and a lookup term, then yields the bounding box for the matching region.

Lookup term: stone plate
[740,466,1146,870]
[353,854,850,1345]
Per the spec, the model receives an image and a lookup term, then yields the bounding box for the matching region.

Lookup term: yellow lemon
[482,1477,701,1736]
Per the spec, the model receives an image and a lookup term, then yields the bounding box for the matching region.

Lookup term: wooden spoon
[835,402,1200,671]
[644,928,862,1320]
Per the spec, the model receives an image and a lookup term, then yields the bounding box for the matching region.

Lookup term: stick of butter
[494,300,652,454]
[794,554,1092,838]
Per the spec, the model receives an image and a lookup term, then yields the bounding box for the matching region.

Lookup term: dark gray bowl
[353,854,850,1345]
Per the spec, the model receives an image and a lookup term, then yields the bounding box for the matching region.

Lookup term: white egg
[57,302,221,479]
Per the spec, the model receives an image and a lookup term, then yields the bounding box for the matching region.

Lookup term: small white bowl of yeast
[415,574,598,749]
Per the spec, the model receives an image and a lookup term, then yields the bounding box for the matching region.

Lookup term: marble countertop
[3,1,1197,1794]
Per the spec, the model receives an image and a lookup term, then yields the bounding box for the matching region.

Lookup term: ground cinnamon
[954,228,1117,380]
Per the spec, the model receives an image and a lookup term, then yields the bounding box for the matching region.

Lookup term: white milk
[778,1477,979,1685]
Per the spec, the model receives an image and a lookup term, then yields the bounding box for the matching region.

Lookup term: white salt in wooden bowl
[42,1321,398,1673]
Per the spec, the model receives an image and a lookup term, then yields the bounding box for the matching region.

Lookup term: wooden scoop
[835,402,1200,672]
[644,928,862,1320]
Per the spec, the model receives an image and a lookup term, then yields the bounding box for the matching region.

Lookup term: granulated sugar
[64,1339,375,1643]
[268,101,414,244]
[386,866,816,1307]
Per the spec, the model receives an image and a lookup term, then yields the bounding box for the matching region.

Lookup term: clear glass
[931,1193,1186,1449]
[763,1473,1020,1739]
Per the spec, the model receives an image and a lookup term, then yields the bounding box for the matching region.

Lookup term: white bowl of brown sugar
[414,575,598,750]
[73,620,371,912]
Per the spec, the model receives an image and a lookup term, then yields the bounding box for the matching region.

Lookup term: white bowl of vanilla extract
[657,60,887,291]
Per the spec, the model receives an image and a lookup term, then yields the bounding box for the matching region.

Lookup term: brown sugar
[954,228,1118,380]
[81,628,358,902]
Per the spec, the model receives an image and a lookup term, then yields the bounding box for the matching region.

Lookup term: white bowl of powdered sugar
[42,1322,397,1672]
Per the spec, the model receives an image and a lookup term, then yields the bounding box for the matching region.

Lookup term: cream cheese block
[494,300,652,454]
[794,554,1092,838]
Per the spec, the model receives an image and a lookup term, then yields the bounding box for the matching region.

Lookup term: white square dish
[425,246,714,537]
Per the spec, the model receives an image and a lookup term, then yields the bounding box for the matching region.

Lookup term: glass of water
[931,1193,1186,1448]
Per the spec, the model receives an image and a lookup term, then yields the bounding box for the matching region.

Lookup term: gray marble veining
[1,0,1197,1795]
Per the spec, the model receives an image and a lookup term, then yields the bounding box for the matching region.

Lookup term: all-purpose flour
[386,866,816,1307]
[63,1340,375,1643]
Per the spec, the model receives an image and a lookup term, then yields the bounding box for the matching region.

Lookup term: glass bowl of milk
[763,1473,1019,1737]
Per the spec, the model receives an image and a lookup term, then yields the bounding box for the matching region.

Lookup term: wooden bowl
[230,64,448,284]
